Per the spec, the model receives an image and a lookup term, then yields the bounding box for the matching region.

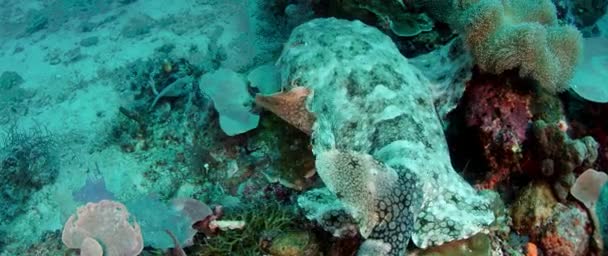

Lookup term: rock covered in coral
[551,0,608,32]
[597,179,608,254]
[565,96,608,172]
[275,18,494,254]
[510,182,557,238]
[530,120,598,179]
[510,182,592,255]
[0,71,24,89]
[463,76,532,189]
[538,203,591,256]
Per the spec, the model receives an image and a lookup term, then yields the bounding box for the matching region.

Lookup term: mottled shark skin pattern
[275,18,495,253]
[316,150,422,255]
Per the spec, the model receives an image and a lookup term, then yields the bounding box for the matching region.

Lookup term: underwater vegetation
[0,0,607,255]
[0,124,58,226]
[195,200,299,256]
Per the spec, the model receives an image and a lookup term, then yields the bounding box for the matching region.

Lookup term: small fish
[165,229,187,256]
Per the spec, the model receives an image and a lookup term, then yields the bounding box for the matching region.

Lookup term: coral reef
[4,0,608,255]
[529,119,598,200]
[557,0,608,30]
[510,182,592,256]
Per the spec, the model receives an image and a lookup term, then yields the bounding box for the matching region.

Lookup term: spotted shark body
[261,18,495,255]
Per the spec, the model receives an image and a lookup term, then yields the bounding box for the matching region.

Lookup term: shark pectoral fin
[255,86,315,134]
[316,149,423,255]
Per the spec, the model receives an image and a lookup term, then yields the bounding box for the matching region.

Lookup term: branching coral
[418,0,583,93]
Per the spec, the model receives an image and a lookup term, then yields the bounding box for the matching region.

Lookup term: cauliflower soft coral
[419,0,583,93]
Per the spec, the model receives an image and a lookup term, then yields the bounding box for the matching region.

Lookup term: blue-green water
[0,1,607,255]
